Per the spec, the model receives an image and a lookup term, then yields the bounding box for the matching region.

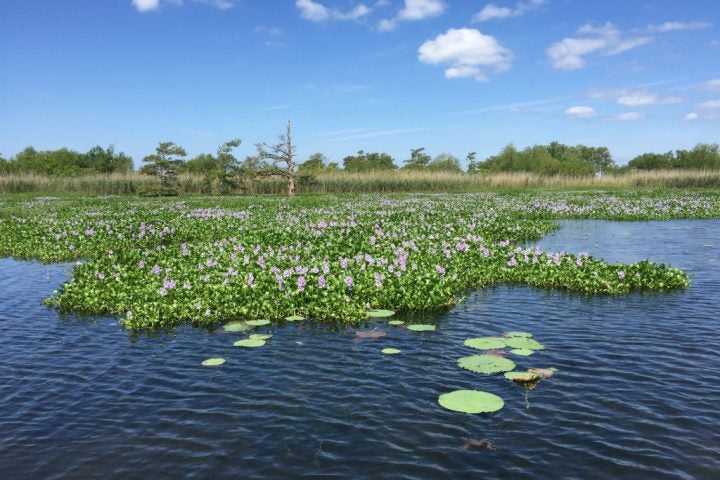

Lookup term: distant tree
[343,150,397,172]
[428,153,462,172]
[256,120,297,197]
[466,152,478,173]
[402,147,432,170]
[0,156,10,174]
[180,154,218,174]
[628,152,673,170]
[298,152,328,174]
[83,145,133,173]
[141,142,187,191]
[678,143,720,169]
[215,139,242,193]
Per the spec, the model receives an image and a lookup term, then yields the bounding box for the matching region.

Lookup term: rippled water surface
[1,220,719,479]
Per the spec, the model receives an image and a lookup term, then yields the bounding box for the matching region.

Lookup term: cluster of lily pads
[439,331,556,414]
[0,192,704,329]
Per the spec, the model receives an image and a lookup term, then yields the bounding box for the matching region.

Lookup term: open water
[1,220,718,479]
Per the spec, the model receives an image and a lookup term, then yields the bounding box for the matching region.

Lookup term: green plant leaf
[504,331,532,338]
[464,337,506,350]
[407,324,436,332]
[504,371,540,383]
[246,319,271,327]
[438,390,504,414]
[234,338,266,347]
[285,315,305,322]
[388,320,405,326]
[510,348,534,356]
[249,333,272,340]
[382,348,401,354]
[223,321,249,332]
[367,309,395,318]
[503,337,545,350]
[201,357,225,366]
[457,354,515,374]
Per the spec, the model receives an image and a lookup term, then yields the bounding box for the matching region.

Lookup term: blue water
[1,220,719,479]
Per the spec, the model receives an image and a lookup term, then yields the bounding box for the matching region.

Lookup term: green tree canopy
[343,150,397,172]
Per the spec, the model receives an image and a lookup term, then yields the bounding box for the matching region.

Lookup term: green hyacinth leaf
[388,320,405,326]
[464,337,506,350]
[510,348,535,356]
[504,331,533,338]
[367,309,395,318]
[201,357,225,366]
[457,354,515,374]
[285,315,305,322]
[223,321,250,332]
[249,333,272,341]
[438,390,504,414]
[407,324,436,332]
[234,338,266,348]
[504,371,541,383]
[503,336,545,350]
[382,348,401,354]
[246,319,271,327]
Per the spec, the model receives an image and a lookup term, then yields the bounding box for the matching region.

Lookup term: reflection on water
[1,220,719,479]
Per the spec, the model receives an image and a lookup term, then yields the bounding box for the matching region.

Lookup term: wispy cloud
[646,21,712,33]
[472,0,546,23]
[132,0,234,12]
[704,78,720,91]
[612,111,644,121]
[565,106,596,118]
[617,91,682,106]
[255,25,285,47]
[295,0,371,22]
[450,95,573,115]
[378,0,445,32]
[684,112,699,121]
[265,104,293,111]
[417,28,513,82]
[328,127,427,142]
[696,99,720,109]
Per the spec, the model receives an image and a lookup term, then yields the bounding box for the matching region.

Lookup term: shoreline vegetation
[3,169,720,195]
[0,192,711,330]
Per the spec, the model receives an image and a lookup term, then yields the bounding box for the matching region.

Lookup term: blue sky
[1,0,718,167]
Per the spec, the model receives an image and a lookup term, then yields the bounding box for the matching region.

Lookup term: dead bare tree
[255,120,297,197]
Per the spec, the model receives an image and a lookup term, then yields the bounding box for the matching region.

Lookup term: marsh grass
[1,169,720,195]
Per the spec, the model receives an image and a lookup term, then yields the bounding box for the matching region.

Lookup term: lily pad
[367,309,395,318]
[464,337,506,350]
[503,336,545,350]
[223,321,250,332]
[438,390,504,414]
[458,354,515,374]
[504,331,532,338]
[285,315,305,322]
[407,324,436,332]
[249,333,272,340]
[234,338,266,348]
[246,319,271,327]
[388,320,405,326]
[504,371,540,383]
[510,349,535,356]
[382,348,401,354]
[201,357,225,366]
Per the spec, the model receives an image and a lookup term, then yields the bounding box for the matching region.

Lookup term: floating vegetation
[504,371,541,383]
[406,324,436,332]
[367,309,395,318]
[388,320,405,326]
[355,328,386,339]
[249,333,272,341]
[223,321,250,333]
[504,331,532,338]
[464,337,506,350]
[284,315,305,322]
[528,367,557,379]
[201,357,225,366]
[246,319,271,327]
[503,337,545,350]
[438,390,504,414]
[458,354,516,374]
[0,193,696,330]
[381,348,401,354]
[233,338,266,348]
[510,349,535,356]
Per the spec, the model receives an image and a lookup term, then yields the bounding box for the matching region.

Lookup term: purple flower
[297,276,306,292]
[138,260,145,269]
[507,257,518,267]
[435,264,446,277]
[318,275,327,288]
[181,243,189,256]
[374,272,384,288]
[618,270,625,280]
[247,272,255,287]
[151,264,161,275]
[85,228,95,236]
[163,278,176,290]
[345,276,353,289]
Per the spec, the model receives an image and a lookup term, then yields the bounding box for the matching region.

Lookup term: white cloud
[547,23,652,70]
[418,28,513,82]
[132,0,160,11]
[378,0,445,31]
[472,0,546,22]
[613,112,644,121]
[704,78,720,91]
[647,21,712,33]
[565,106,596,118]
[684,112,699,121]
[697,99,720,109]
[296,0,371,22]
[617,91,681,106]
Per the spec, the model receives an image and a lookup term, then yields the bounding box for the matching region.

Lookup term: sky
[1,0,719,168]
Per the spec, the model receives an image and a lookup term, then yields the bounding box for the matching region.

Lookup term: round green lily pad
[285,315,305,322]
[382,348,401,354]
[407,324,436,332]
[367,309,395,318]
[246,319,271,327]
[503,337,544,350]
[504,371,540,383]
[464,337,506,350]
[249,333,272,340]
[504,331,532,338]
[438,390,504,414]
[233,338,266,348]
[457,354,516,374]
[201,357,225,366]
[223,321,250,332]
[388,320,405,326]
[510,348,535,356]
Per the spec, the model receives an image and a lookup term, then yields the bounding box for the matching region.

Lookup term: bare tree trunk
[286,120,296,197]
